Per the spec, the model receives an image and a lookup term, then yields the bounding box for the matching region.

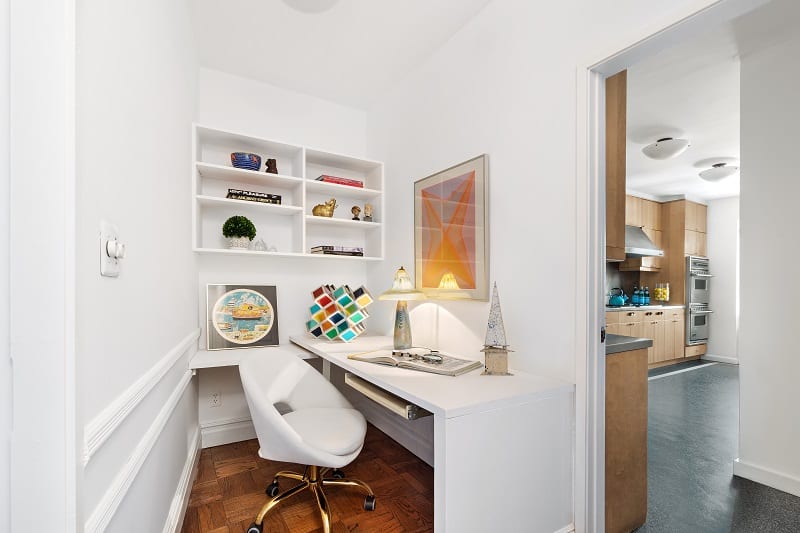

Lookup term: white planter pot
[227,236,251,249]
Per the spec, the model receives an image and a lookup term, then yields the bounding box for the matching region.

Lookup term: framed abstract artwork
[414,155,489,301]
[206,284,280,350]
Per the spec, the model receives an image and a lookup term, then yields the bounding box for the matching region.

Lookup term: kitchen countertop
[605,333,653,355]
[606,304,684,311]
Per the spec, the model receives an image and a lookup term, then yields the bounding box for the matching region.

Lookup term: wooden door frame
[574,1,766,530]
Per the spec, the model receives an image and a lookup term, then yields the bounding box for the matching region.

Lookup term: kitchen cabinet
[620,197,664,272]
[606,71,627,262]
[606,308,685,365]
[606,347,648,533]
[671,314,685,359]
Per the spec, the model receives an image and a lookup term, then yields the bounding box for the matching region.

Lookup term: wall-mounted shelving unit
[192,124,385,260]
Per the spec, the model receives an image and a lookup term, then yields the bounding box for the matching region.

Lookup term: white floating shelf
[305,179,382,199]
[193,247,382,261]
[189,345,317,370]
[196,195,302,215]
[305,253,383,261]
[305,215,381,229]
[196,162,303,189]
[305,147,383,172]
[194,247,304,258]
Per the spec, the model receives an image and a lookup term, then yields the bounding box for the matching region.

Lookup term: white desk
[289,335,575,533]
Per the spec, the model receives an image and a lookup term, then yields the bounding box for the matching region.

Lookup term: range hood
[625,225,664,258]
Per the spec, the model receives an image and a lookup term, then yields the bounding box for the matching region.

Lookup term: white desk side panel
[438,391,574,533]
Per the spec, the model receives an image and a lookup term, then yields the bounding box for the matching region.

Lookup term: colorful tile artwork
[306,284,374,342]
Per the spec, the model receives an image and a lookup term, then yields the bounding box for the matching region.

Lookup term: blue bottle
[644,286,650,306]
[632,286,640,306]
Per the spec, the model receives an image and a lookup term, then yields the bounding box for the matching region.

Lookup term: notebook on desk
[347,350,483,376]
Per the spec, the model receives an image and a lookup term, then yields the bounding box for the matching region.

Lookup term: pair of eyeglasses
[391,349,443,364]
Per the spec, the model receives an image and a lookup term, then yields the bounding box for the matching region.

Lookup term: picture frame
[414,154,489,301]
[206,284,280,350]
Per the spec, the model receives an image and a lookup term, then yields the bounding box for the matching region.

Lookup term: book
[310,250,364,256]
[347,350,483,377]
[310,245,363,253]
[315,175,364,188]
[226,189,282,205]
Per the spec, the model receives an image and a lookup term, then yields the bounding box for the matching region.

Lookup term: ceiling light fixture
[699,162,739,181]
[641,137,691,160]
[283,0,340,13]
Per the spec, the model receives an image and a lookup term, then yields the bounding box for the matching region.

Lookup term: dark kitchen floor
[637,363,800,532]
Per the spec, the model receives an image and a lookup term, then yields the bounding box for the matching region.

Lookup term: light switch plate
[100,221,121,277]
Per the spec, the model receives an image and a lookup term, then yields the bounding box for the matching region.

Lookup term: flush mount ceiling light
[283,0,339,13]
[699,162,739,181]
[641,137,691,160]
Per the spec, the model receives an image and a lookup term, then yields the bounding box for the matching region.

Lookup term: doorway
[580,0,800,531]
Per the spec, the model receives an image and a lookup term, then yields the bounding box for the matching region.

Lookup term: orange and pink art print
[414,155,489,300]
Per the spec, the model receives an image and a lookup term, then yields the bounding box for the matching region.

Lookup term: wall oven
[686,256,713,345]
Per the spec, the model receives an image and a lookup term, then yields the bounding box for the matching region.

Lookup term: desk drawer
[344,373,432,420]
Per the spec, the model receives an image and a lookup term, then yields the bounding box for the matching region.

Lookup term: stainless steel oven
[686,256,713,345]
[687,304,712,345]
[687,256,711,304]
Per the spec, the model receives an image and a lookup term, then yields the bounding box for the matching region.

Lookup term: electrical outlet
[209,392,221,408]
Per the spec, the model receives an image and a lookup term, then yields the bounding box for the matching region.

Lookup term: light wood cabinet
[655,319,669,362]
[605,311,621,325]
[696,203,707,233]
[606,348,648,533]
[671,316,685,359]
[626,195,643,227]
[620,196,664,272]
[641,319,657,364]
[605,71,627,262]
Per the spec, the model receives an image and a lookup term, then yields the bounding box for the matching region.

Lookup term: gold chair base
[250,465,375,533]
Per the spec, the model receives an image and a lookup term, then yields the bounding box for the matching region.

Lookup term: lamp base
[393,300,412,350]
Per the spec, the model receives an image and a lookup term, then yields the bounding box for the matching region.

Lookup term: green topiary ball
[222,215,256,240]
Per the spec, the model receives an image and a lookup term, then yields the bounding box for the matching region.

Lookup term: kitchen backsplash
[605,263,643,304]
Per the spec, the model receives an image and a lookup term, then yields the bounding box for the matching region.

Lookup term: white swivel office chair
[240,350,376,533]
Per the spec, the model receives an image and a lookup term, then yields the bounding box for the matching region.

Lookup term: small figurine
[363,203,373,222]
[481,283,513,376]
[312,198,337,217]
[351,205,361,221]
[265,158,278,174]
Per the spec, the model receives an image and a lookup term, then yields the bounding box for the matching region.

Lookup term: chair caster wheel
[364,495,376,511]
[266,481,280,497]
[247,523,263,533]
[332,469,345,479]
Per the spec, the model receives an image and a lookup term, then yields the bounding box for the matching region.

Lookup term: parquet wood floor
[180,425,434,533]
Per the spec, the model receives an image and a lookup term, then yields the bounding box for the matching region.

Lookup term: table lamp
[379,266,426,350]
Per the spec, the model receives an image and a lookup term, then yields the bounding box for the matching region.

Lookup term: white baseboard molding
[83,328,200,465]
[201,416,256,448]
[163,428,201,533]
[702,353,738,365]
[553,523,575,533]
[85,369,194,533]
[734,458,800,497]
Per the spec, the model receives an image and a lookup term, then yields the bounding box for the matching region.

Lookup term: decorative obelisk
[481,282,513,375]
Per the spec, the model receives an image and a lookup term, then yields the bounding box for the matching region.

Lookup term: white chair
[240,349,376,533]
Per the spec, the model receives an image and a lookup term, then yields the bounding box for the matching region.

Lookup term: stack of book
[226,188,282,205]
[315,175,364,188]
[310,246,364,257]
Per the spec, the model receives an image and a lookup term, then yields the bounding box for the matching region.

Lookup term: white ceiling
[625,0,800,202]
[191,0,493,109]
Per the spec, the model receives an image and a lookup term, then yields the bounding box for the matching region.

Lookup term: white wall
[0,0,10,528]
[76,0,200,529]
[738,33,800,495]
[10,0,78,528]
[366,0,721,383]
[706,197,739,362]
[195,68,372,444]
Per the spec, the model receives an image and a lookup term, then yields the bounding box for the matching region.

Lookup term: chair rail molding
[162,428,201,533]
[84,367,195,533]
[82,328,200,465]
